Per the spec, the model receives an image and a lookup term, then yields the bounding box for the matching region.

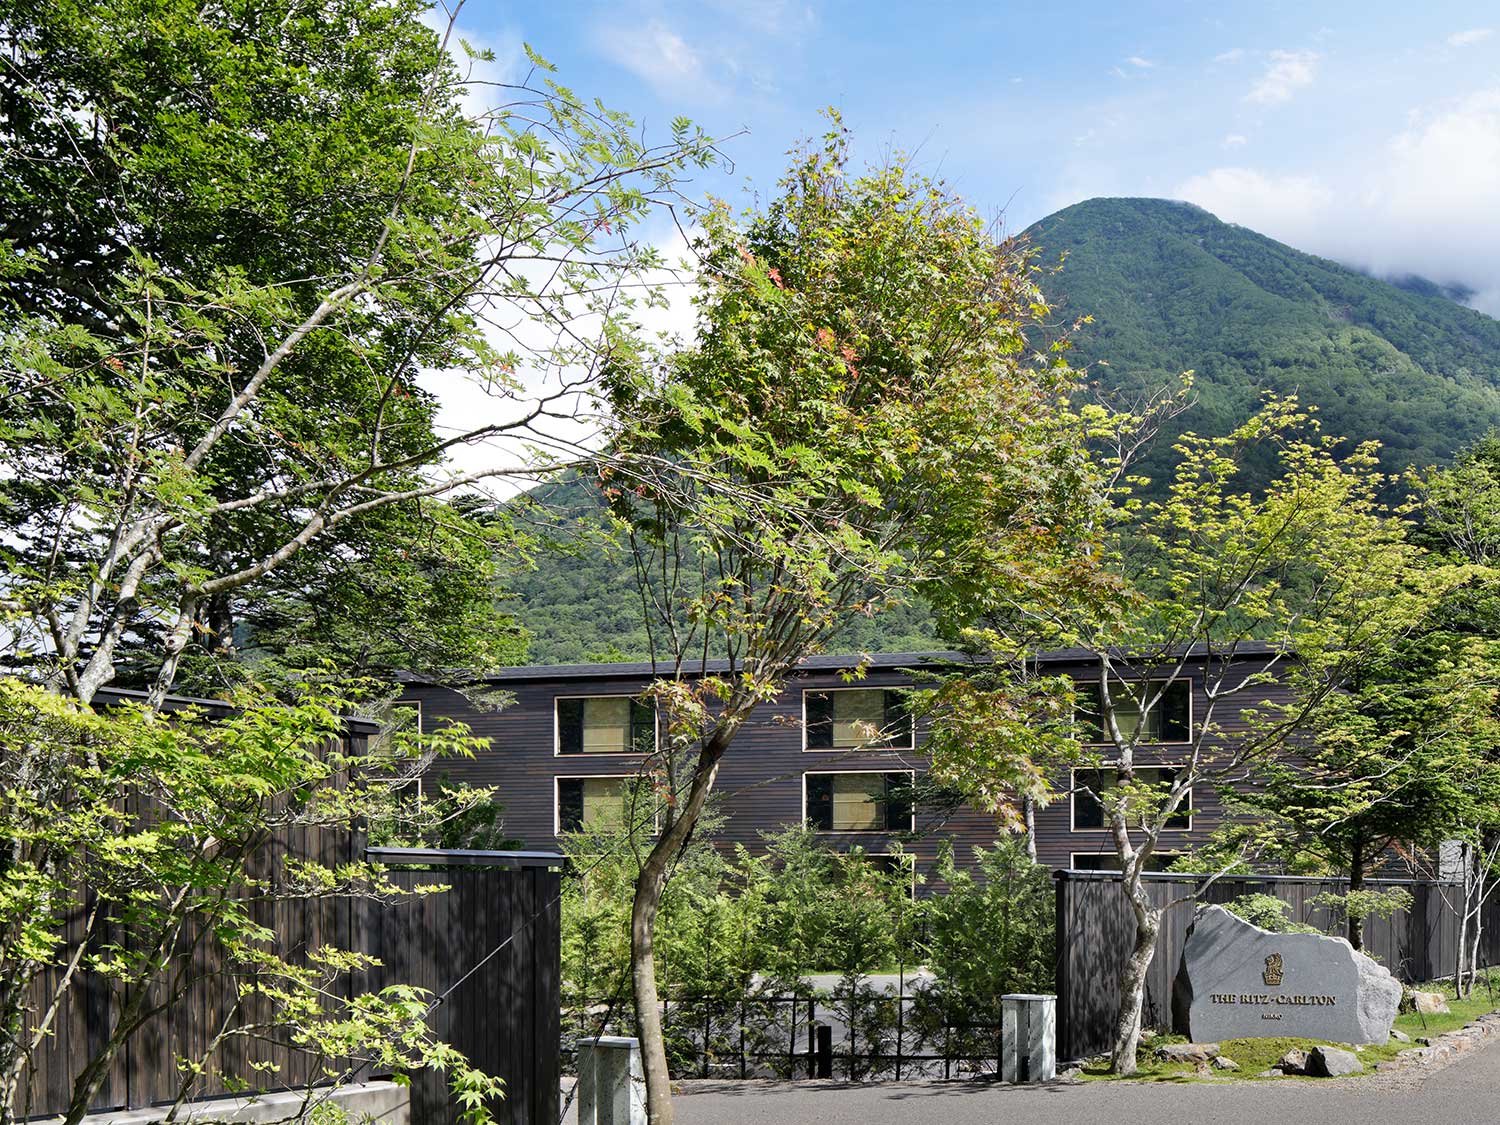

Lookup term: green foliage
[920,840,1055,1001]
[0,0,716,699]
[1028,198,1500,495]
[1310,887,1415,927]
[1238,433,1500,937]
[490,198,1500,663]
[558,822,1054,1009]
[0,676,502,1123]
[1221,894,1322,935]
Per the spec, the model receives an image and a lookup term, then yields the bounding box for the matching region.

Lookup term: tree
[1408,436,1500,993]
[0,0,717,703]
[1240,598,1498,950]
[923,398,1437,1075]
[598,121,1091,1122]
[0,0,717,1117]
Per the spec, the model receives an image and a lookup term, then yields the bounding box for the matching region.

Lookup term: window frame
[1069,851,1185,873]
[1073,677,1194,746]
[802,768,917,833]
[553,694,659,757]
[553,774,658,836]
[1068,765,1194,832]
[800,686,916,752]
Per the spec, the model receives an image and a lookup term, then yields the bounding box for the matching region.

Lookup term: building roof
[399,641,1288,687]
[93,686,382,735]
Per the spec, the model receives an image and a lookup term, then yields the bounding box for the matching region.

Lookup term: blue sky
[449,0,1500,310]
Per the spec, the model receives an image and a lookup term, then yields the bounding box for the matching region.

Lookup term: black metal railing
[563,988,1006,1082]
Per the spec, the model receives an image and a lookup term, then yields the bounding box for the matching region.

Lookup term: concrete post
[1000,994,1056,1083]
[575,1036,646,1125]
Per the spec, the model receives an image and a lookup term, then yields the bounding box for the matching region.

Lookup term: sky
[422,0,1500,479]
[449,0,1500,308]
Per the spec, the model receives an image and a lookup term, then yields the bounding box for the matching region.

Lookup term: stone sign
[1172,905,1402,1045]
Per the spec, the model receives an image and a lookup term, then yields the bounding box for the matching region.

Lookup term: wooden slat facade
[404,651,1302,885]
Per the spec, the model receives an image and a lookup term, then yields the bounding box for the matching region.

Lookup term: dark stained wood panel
[406,655,1304,884]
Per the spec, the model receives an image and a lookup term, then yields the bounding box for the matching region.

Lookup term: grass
[1393,968,1500,1039]
[1080,968,1500,1083]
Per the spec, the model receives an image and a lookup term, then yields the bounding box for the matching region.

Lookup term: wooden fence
[1053,870,1499,1061]
[19,847,561,1125]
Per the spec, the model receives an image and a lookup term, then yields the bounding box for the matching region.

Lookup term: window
[804,688,913,750]
[1074,679,1190,744]
[1070,852,1184,872]
[555,776,645,834]
[1071,767,1192,831]
[805,771,915,832]
[556,696,657,755]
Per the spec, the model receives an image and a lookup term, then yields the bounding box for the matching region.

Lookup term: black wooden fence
[19,847,561,1125]
[1054,870,1499,1060]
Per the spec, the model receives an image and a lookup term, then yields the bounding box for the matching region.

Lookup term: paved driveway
[664,1034,1500,1125]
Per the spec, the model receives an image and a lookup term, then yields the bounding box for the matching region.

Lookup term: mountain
[506,198,1500,664]
[1023,197,1500,485]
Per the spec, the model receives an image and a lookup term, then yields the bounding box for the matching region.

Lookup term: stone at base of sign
[1307,1045,1363,1077]
[1172,905,1402,1046]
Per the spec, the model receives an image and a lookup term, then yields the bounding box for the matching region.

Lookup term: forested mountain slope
[508,198,1500,664]
[1025,197,1500,484]
[506,475,940,664]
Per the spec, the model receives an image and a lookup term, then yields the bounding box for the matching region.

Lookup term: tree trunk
[631,851,675,1125]
[1348,838,1366,951]
[1023,795,1037,863]
[630,718,741,1125]
[1109,889,1160,1076]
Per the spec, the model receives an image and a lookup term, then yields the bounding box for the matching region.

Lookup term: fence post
[1053,868,1069,1063]
[1000,994,1056,1084]
[814,1023,833,1079]
[575,1036,646,1125]
[895,986,904,1081]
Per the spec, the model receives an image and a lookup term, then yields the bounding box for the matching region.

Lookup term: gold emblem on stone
[1263,952,1284,987]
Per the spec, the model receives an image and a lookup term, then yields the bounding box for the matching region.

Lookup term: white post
[1000,994,1056,1083]
[575,1036,646,1125]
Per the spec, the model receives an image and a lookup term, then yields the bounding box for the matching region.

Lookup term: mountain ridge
[1022,197,1500,483]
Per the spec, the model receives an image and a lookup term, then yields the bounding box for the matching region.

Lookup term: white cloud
[1175,87,1500,317]
[1222,133,1248,147]
[1174,167,1335,251]
[1214,48,1245,64]
[593,19,721,101]
[417,7,523,122]
[1448,28,1494,47]
[1246,49,1320,105]
[1127,56,1154,69]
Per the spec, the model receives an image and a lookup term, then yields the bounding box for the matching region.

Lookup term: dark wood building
[399,649,1294,884]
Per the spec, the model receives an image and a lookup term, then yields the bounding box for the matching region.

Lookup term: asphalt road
[663,1034,1500,1125]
